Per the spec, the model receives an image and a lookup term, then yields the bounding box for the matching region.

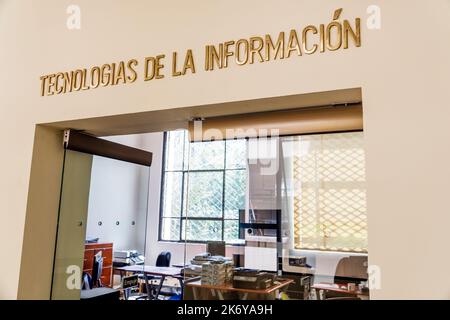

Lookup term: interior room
[48,97,370,300]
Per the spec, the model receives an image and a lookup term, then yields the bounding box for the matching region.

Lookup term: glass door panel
[51,137,151,300]
[51,150,93,300]
[279,132,369,299]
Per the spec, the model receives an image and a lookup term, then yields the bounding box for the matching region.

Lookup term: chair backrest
[92,251,104,287]
[156,251,171,267]
[334,256,368,282]
[82,272,92,290]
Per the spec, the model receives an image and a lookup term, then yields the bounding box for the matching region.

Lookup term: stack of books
[201,260,234,286]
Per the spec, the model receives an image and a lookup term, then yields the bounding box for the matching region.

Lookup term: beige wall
[1,0,450,299]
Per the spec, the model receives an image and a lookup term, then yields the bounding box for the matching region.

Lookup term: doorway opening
[21,88,370,300]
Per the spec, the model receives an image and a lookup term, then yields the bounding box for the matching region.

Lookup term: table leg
[154,275,166,300]
[179,278,184,299]
[192,287,198,300]
[144,274,152,300]
[318,289,325,300]
[124,288,130,300]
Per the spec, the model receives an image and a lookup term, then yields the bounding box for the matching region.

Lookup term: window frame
[158,131,245,244]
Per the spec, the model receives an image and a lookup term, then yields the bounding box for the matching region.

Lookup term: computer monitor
[206,241,225,256]
[238,209,280,238]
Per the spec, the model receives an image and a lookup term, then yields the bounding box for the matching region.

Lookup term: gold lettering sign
[40,9,360,97]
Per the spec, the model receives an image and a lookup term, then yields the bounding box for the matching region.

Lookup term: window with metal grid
[159,130,247,243]
[293,132,368,253]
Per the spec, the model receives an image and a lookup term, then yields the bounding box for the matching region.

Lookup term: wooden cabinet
[83,242,113,287]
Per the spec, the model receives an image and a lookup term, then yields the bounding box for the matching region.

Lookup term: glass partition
[51,148,150,300]
[52,129,368,301]
[160,129,369,300]
[180,133,291,300]
[279,132,369,300]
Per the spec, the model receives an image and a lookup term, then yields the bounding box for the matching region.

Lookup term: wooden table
[312,282,370,300]
[116,265,183,300]
[185,278,294,300]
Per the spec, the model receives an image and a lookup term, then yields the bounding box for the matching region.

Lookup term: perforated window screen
[293,132,367,253]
